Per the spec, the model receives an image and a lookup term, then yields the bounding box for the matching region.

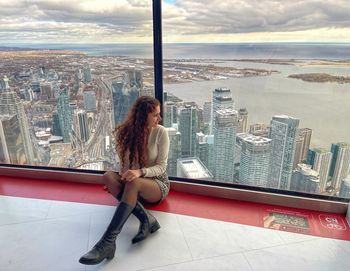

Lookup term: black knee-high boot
[79,202,134,265]
[115,191,160,244]
[131,201,160,244]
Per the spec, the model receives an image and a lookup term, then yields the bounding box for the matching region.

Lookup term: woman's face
[147,105,161,128]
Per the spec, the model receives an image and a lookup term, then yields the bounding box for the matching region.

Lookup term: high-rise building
[213,109,238,183]
[339,175,350,198]
[290,164,320,194]
[165,126,181,176]
[293,132,304,169]
[0,78,35,163]
[111,77,140,127]
[237,108,248,133]
[57,89,73,143]
[211,88,233,132]
[0,114,26,164]
[83,67,92,83]
[177,157,213,180]
[163,101,177,128]
[238,134,271,187]
[83,90,97,112]
[268,115,299,190]
[307,148,332,192]
[125,69,142,89]
[299,128,312,161]
[40,82,54,101]
[329,142,350,190]
[179,104,197,158]
[203,102,212,124]
[52,111,62,136]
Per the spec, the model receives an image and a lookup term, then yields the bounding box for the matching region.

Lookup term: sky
[0,0,350,44]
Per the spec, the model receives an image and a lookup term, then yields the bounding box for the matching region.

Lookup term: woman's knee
[103,171,121,186]
[123,179,141,193]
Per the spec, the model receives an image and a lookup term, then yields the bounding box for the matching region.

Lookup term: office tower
[111,79,140,127]
[52,111,62,136]
[293,132,304,169]
[125,69,143,89]
[290,164,320,194]
[238,134,271,187]
[40,82,54,101]
[164,101,177,128]
[165,126,181,176]
[0,79,35,163]
[299,128,312,161]
[83,67,92,83]
[57,89,73,143]
[339,175,350,198]
[213,109,238,183]
[73,109,90,143]
[237,108,248,133]
[249,123,270,137]
[268,115,299,190]
[212,88,234,130]
[0,115,26,164]
[329,142,350,190]
[203,102,211,124]
[179,105,197,158]
[83,90,97,112]
[177,157,213,180]
[307,148,332,192]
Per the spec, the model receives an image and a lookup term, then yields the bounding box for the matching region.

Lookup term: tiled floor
[1,195,350,271]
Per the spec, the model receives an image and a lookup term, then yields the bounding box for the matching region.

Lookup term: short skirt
[152,172,170,201]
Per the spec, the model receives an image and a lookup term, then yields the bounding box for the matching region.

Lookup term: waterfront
[165,60,350,148]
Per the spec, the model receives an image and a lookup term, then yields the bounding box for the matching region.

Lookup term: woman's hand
[121,169,142,182]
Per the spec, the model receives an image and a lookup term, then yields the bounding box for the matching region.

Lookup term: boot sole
[132,222,161,244]
[79,253,115,265]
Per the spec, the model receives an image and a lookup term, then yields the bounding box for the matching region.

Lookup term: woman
[79,96,170,265]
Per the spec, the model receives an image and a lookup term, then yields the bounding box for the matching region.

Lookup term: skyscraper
[83,67,92,83]
[165,126,181,176]
[329,142,350,190]
[211,88,234,133]
[249,123,270,137]
[238,134,271,187]
[307,148,332,192]
[0,114,26,164]
[111,77,140,127]
[57,89,73,143]
[163,101,177,128]
[268,115,299,190]
[179,104,197,158]
[203,102,212,124]
[290,164,320,194]
[299,128,312,161]
[0,78,35,163]
[213,109,238,183]
[237,108,248,133]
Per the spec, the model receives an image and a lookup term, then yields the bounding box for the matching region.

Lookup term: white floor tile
[144,253,252,271]
[244,238,350,271]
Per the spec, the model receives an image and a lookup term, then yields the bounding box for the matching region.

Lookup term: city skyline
[1,0,350,44]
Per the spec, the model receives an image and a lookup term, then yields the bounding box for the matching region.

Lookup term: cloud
[0,0,349,43]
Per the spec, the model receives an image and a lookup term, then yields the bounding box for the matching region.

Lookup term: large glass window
[162,0,350,198]
[0,0,154,171]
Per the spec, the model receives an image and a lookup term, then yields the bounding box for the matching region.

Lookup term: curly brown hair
[114,96,160,169]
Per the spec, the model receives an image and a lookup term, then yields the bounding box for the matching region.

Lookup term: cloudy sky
[1,0,350,44]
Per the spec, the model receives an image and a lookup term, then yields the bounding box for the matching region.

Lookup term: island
[288,73,350,84]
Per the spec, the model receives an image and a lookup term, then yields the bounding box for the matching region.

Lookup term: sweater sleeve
[143,126,169,177]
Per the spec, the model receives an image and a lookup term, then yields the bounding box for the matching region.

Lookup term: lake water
[164,60,350,149]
